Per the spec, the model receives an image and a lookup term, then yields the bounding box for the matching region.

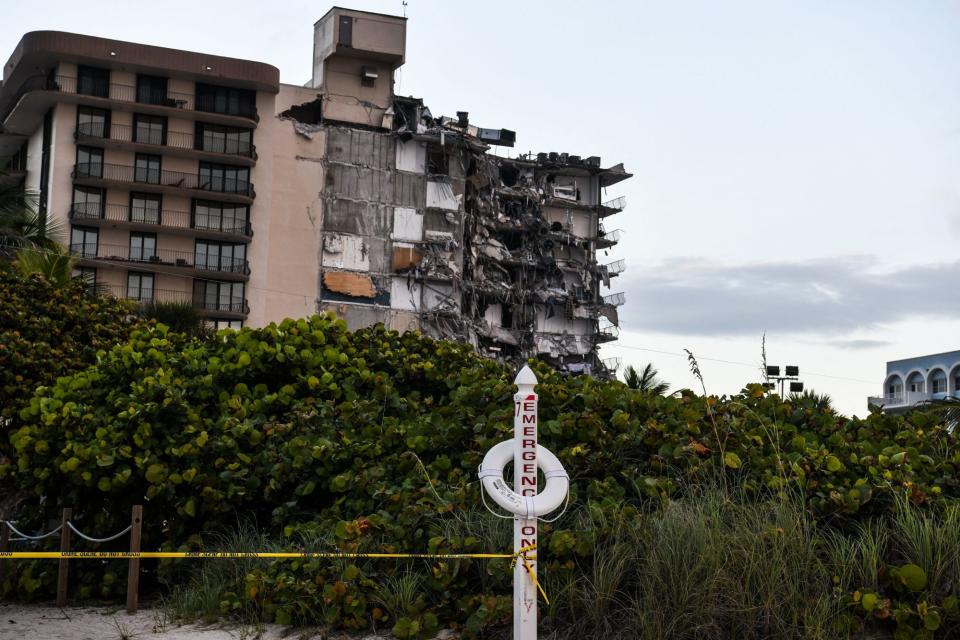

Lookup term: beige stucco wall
[245,85,325,327]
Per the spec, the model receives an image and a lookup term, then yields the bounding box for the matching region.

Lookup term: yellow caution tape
[0,544,547,602]
[0,551,513,559]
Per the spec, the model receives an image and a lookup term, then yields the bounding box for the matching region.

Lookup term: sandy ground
[0,603,336,640]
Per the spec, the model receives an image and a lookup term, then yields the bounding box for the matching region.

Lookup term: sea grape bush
[3,313,960,636]
[0,267,140,422]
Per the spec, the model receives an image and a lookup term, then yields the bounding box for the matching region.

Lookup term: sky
[3,0,959,416]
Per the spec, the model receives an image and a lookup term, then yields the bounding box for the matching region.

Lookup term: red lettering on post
[522,439,535,448]
[522,451,535,461]
[522,477,536,486]
[521,526,536,535]
[523,463,534,473]
[523,426,535,436]
[522,489,536,496]
[522,414,536,424]
[524,402,535,411]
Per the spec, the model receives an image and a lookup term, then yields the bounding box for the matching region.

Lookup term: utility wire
[603,342,876,386]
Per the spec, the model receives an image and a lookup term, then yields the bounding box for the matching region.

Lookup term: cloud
[826,339,893,350]
[618,256,960,336]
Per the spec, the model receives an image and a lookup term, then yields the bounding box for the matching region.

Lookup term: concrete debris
[316,91,631,379]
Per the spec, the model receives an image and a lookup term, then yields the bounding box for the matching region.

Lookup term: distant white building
[868,350,960,412]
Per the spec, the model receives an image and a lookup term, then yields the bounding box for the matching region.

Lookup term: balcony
[75,123,256,164]
[595,226,623,248]
[102,285,248,319]
[70,242,249,280]
[600,195,626,218]
[73,163,255,203]
[602,292,626,307]
[597,322,620,343]
[3,75,259,134]
[603,259,626,278]
[70,203,252,241]
[867,390,960,411]
[602,356,623,372]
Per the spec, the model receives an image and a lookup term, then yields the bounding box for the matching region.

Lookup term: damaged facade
[0,6,630,377]
[305,8,630,377]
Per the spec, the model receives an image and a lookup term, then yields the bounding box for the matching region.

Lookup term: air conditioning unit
[568,155,581,164]
[559,153,569,163]
[537,152,548,163]
[584,155,601,168]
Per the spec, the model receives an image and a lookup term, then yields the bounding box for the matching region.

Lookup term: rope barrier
[66,521,132,543]
[2,521,63,541]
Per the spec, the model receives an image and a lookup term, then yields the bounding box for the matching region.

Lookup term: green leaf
[723,452,742,469]
[898,564,928,591]
[826,455,842,472]
[862,593,878,612]
[924,610,941,631]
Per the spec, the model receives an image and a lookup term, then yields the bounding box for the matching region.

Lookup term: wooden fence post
[126,505,143,614]
[56,507,72,608]
[0,511,9,586]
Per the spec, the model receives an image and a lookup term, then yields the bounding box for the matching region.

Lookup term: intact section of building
[0,7,631,377]
[0,31,278,329]
[868,350,960,412]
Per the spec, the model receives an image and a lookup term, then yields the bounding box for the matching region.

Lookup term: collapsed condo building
[0,6,630,377]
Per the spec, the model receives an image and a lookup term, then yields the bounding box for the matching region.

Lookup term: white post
[513,365,538,640]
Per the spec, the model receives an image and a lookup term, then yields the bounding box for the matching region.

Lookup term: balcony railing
[75,122,256,159]
[70,242,249,275]
[602,292,626,306]
[69,203,252,237]
[102,285,249,315]
[596,227,623,246]
[604,259,626,276]
[602,357,623,372]
[73,162,255,198]
[602,196,626,212]
[598,323,620,341]
[33,75,259,121]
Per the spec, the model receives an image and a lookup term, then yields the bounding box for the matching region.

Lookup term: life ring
[478,440,569,518]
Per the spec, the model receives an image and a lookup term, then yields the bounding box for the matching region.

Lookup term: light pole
[766,365,804,397]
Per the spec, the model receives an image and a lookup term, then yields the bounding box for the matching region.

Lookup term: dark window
[427,146,447,174]
[192,200,249,234]
[71,186,105,219]
[195,240,246,273]
[338,15,353,46]
[127,272,155,301]
[195,123,252,156]
[10,141,28,172]
[76,146,104,178]
[77,106,110,138]
[194,280,244,312]
[130,193,161,225]
[70,226,98,257]
[77,66,110,98]
[136,74,168,106]
[199,162,249,194]
[129,233,157,262]
[195,83,256,119]
[134,114,166,146]
[135,153,161,184]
